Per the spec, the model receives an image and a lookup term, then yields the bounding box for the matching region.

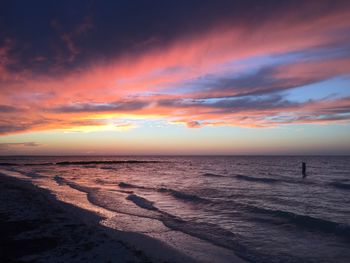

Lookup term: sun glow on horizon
[1,1,350,155]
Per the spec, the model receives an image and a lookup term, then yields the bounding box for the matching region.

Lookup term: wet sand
[0,174,155,263]
[0,174,201,263]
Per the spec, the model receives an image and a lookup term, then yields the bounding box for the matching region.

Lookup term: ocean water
[0,156,349,262]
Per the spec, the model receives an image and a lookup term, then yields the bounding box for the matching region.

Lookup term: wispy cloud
[50,100,149,113]
[0,142,41,149]
[0,1,350,136]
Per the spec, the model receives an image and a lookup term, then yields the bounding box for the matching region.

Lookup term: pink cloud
[1,5,350,135]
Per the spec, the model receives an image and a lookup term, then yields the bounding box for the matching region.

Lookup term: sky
[0,0,350,155]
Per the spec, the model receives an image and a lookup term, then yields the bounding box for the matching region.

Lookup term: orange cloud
[1,5,350,135]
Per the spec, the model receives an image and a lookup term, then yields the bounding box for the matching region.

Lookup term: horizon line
[1,154,349,157]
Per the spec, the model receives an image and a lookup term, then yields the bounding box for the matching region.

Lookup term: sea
[0,156,349,263]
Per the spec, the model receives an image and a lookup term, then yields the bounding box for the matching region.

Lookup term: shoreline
[0,172,247,263]
[0,173,200,263]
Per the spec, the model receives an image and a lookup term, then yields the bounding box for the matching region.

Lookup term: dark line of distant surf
[0,160,163,166]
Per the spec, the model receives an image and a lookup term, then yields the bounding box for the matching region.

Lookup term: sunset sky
[1,0,350,155]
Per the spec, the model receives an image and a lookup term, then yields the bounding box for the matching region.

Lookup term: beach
[0,169,246,263]
[0,173,154,262]
[0,174,193,263]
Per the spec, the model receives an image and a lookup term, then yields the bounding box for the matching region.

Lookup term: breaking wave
[126,194,158,211]
[159,187,208,203]
[118,181,208,203]
[118,182,147,189]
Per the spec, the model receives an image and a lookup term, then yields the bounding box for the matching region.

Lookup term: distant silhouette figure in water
[302,162,307,178]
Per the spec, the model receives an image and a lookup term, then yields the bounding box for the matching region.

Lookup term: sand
[0,174,155,262]
[0,173,201,263]
[0,172,246,263]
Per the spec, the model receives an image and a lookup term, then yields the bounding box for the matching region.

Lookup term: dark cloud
[318,98,350,114]
[50,100,149,113]
[0,124,27,134]
[186,121,202,128]
[158,95,299,113]
[160,95,350,126]
[201,67,285,97]
[207,95,298,113]
[1,0,349,75]
[0,105,21,113]
[186,64,327,99]
[268,113,350,125]
[0,117,52,135]
[299,114,350,122]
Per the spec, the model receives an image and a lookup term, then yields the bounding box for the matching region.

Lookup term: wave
[158,187,208,203]
[118,182,147,189]
[60,180,97,193]
[63,178,350,240]
[271,211,350,238]
[115,192,259,261]
[235,174,279,183]
[87,190,161,220]
[46,179,282,262]
[122,194,266,262]
[236,202,350,238]
[202,172,225,178]
[161,217,250,257]
[329,181,350,190]
[160,215,276,262]
[126,194,158,211]
[54,175,66,185]
[118,181,208,204]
